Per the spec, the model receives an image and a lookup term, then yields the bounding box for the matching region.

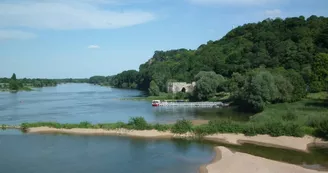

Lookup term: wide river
[1,83,328,173]
[0,83,249,125]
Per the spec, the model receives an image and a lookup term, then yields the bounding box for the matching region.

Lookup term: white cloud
[0,0,155,30]
[265,9,282,17]
[0,30,37,40]
[188,0,280,6]
[88,45,100,49]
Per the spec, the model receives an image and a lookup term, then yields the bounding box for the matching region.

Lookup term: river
[0,83,249,125]
[0,83,328,173]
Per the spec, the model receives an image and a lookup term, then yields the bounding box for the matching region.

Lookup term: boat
[152,100,160,107]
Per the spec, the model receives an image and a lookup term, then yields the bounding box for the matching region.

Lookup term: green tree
[193,71,225,101]
[149,80,160,96]
[11,73,17,80]
[236,70,279,112]
[311,53,328,92]
[9,73,19,91]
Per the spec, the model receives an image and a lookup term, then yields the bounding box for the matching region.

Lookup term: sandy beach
[204,146,328,173]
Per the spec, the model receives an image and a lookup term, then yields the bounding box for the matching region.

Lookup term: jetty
[152,100,228,107]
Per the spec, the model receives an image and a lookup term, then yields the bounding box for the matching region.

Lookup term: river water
[0,83,249,125]
[0,130,214,173]
[0,83,328,173]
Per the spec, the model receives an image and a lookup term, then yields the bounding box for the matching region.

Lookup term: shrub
[193,124,215,136]
[175,92,186,100]
[282,111,298,121]
[171,119,193,134]
[128,117,151,130]
[315,119,328,140]
[98,122,127,130]
[62,123,76,129]
[78,121,93,128]
[153,124,170,131]
[1,124,6,130]
[207,120,244,134]
[264,121,285,137]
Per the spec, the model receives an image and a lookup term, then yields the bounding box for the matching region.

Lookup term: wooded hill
[90,15,328,112]
[106,15,328,92]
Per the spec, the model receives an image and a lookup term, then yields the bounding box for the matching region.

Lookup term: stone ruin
[167,82,196,94]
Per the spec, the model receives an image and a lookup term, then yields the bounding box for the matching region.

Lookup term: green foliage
[175,92,186,99]
[9,80,19,91]
[89,76,108,85]
[194,71,225,101]
[153,123,171,132]
[1,124,6,130]
[98,122,127,130]
[149,80,160,96]
[171,119,193,134]
[128,117,151,130]
[11,73,17,80]
[314,120,328,140]
[109,70,139,89]
[78,121,93,128]
[310,53,328,92]
[282,111,298,121]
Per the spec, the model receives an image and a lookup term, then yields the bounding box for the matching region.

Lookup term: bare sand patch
[204,146,328,173]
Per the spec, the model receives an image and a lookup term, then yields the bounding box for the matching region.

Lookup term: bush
[175,92,186,100]
[98,122,127,130]
[261,121,304,137]
[1,124,6,130]
[315,119,328,140]
[78,121,93,128]
[208,120,244,134]
[282,111,298,121]
[153,124,171,131]
[171,119,193,134]
[128,117,151,130]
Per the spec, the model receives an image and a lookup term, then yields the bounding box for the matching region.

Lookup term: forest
[0,74,88,91]
[90,15,328,113]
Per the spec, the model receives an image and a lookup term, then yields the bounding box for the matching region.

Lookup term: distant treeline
[88,15,328,112]
[0,75,89,89]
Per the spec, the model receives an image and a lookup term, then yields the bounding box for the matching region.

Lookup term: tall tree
[9,73,19,91]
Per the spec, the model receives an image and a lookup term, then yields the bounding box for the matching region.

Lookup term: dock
[157,101,228,107]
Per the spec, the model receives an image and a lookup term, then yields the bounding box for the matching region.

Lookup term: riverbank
[26,127,328,152]
[0,86,32,92]
[203,146,328,173]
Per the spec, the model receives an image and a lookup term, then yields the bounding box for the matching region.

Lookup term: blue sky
[0,0,327,78]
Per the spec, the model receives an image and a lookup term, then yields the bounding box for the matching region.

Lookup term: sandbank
[204,146,328,173]
[27,127,328,152]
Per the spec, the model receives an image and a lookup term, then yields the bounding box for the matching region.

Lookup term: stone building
[167,82,196,94]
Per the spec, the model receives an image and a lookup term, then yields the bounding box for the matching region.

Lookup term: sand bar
[27,127,328,152]
[205,146,328,173]
[204,133,328,152]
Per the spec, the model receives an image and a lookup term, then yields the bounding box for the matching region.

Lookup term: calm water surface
[0,130,214,173]
[0,83,249,125]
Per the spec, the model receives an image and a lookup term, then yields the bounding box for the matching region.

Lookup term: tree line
[0,74,89,91]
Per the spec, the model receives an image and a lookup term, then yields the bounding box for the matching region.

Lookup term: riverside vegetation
[0,73,88,92]
[18,113,328,140]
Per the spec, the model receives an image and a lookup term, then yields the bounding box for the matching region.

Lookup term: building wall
[167,82,196,93]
